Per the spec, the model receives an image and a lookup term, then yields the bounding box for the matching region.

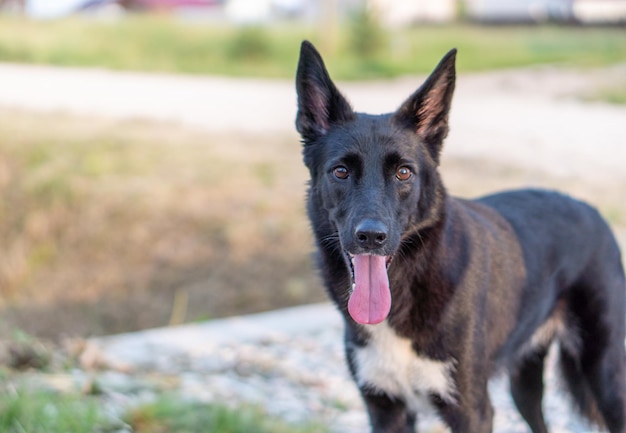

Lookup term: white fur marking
[530,316,564,348]
[516,313,573,360]
[516,311,582,363]
[354,321,456,414]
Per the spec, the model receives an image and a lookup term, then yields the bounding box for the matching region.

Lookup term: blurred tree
[349,3,387,60]
[227,26,272,60]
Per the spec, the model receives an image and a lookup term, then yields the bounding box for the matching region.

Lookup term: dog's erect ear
[295,41,354,142]
[392,49,457,163]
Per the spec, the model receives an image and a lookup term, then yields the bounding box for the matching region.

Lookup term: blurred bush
[347,6,388,60]
[226,26,272,61]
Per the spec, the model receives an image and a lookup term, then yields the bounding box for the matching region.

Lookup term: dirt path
[0,62,625,182]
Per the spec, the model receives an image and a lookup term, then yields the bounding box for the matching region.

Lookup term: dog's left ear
[392,49,457,163]
[295,41,354,142]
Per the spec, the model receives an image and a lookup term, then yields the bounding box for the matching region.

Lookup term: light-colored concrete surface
[89,303,341,370]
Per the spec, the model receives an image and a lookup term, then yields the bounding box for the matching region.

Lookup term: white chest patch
[353,322,456,414]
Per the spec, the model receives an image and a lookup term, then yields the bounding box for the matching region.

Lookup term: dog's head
[296,41,456,325]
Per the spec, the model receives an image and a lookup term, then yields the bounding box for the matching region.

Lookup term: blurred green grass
[125,396,328,433]
[0,388,107,433]
[0,386,326,433]
[585,83,626,105]
[0,16,625,79]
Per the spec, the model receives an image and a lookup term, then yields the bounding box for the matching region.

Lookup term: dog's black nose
[355,219,388,250]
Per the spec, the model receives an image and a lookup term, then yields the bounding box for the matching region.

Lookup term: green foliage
[125,396,328,433]
[347,6,388,59]
[0,389,113,433]
[226,26,273,61]
[0,388,327,433]
[0,16,625,79]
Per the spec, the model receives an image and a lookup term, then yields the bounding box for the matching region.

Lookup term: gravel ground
[76,304,601,433]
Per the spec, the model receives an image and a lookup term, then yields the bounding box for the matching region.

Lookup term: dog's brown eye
[396,167,412,181]
[333,166,349,180]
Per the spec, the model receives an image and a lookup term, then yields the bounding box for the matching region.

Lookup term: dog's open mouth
[346,254,393,325]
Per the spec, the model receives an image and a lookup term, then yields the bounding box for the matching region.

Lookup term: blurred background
[0,1,625,431]
[0,0,625,339]
[0,0,624,337]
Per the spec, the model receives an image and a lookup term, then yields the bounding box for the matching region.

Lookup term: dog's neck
[385,195,462,347]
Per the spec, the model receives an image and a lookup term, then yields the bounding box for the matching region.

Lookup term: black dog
[295,41,626,433]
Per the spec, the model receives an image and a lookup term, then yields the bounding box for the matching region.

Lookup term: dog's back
[478,189,626,430]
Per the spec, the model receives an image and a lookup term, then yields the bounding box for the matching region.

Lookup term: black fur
[295,41,626,433]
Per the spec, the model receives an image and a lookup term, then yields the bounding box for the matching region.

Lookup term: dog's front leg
[431,386,494,433]
[362,391,417,433]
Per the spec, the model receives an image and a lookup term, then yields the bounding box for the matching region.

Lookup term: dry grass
[0,110,319,339]
[0,109,624,339]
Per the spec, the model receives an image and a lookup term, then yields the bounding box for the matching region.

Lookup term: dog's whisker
[319,234,340,248]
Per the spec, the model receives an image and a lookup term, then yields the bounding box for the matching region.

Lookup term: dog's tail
[557,344,606,427]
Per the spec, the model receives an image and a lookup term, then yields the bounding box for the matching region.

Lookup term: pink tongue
[348,255,391,325]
